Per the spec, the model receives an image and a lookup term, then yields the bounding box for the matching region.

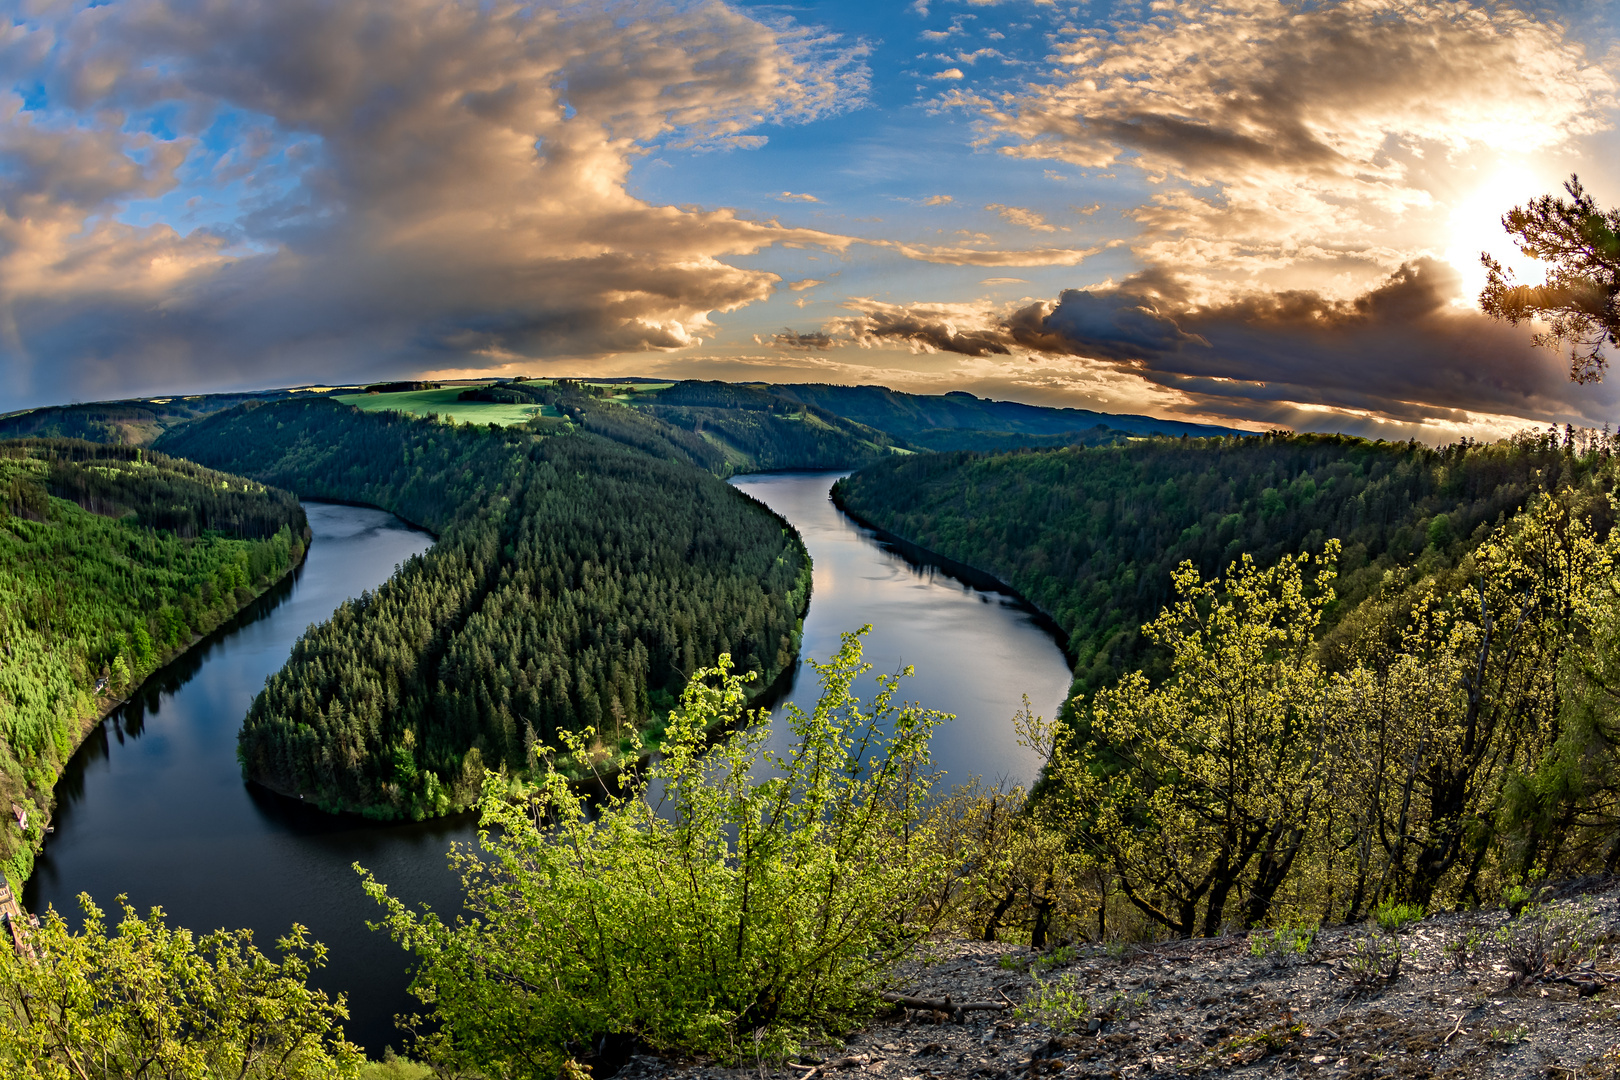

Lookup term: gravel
[610,877,1620,1080]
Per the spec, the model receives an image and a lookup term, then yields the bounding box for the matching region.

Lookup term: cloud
[970,0,1616,280]
[876,241,1099,266]
[982,277,1026,285]
[787,278,825,291]
[923,194,954,206]
[0,0,868,409]
[986,203,1059,232]
[834,260,1620,432]
[933,68,965,80]
[770,329,834,350]
[778,191,820,202]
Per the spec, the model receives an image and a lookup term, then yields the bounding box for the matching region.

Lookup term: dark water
[25,475,1072,1056]
[26,503,458,1056]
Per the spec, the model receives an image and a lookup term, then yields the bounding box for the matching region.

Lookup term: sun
[1443,164,1553,308]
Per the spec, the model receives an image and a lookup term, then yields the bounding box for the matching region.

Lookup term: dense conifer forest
[0,440,307,884]
[156,398,811,820]
[834,430,1619,696]
[636,381,909,470]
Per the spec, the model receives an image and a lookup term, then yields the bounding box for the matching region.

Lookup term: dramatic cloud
[966,0,1616,281]
[833,259,1620,432]
[0,0,866,407]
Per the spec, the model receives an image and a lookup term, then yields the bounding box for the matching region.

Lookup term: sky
[2,0,1619,441]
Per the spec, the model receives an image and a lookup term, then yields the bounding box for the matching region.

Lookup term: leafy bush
[1249,921,1318,966]
[0,894,359,1079]
[1345,931,1404,985]
[1496,899,1602,987]
[360,630,950,1075]
[1014,975,1148,1033]
[1373,900,1425,934]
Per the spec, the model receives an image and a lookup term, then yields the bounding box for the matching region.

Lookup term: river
[25,473,1072,1054]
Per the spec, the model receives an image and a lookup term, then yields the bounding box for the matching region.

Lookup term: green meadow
[334,387,553,427]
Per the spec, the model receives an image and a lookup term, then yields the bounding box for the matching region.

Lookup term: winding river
[25,472,1072,1054]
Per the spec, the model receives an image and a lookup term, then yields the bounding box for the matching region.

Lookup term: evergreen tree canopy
[157,399,811,821]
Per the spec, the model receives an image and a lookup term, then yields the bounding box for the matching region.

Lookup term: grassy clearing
[334,388,557,427]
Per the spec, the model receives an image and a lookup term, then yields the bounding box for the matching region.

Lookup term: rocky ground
[614,878,1620,1080]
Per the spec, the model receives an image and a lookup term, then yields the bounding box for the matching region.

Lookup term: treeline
[835,430,1617,696]
[156,399,811,820]
[0,440,307,885]
[639,381,907,471]
[0,392,297,446]
[947,487,1620,943]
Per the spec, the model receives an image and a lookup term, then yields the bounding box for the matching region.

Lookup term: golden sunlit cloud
[958,0,1616,297]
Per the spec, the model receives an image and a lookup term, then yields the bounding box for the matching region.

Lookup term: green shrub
[1014,975,1148,1033]
[1373,899,1424,934]
[0,894,359,1079]
[1248,921,1318,965]
[360,630,950,1075]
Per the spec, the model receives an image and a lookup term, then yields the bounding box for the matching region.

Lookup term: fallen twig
[1442,1015,1466,1045]
[880,992,1009,1015]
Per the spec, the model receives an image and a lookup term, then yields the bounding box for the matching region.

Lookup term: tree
[358,631,951,1078]
[1481,175,1620,383]
[0,895,360,1080]
[1048,545,1338,938]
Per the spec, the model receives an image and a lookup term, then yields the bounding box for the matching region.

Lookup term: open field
[334,387,560,426]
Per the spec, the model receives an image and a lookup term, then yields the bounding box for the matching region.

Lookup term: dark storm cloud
[838,259,1620,429]
[0,0,867,409]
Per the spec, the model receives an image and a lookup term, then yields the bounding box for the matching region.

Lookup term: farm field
[334,387,557,426]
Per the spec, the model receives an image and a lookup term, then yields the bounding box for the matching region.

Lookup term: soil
[611,878,1620,1080]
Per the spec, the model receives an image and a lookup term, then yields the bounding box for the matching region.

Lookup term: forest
[0,440,307,885]
[834,429,1618,697]
[156,398,811,820]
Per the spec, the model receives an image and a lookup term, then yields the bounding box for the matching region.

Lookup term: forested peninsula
[0,440,307,885]
[835,430,1619,698]
[156,398,811,820]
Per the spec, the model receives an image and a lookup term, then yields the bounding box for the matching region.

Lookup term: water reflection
[731,472,1072,793]
[25,478,1073,1056]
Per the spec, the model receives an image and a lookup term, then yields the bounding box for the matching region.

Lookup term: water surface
[732,471,1071,791]
[27,503,459,1055]
[26,476,1073,1055]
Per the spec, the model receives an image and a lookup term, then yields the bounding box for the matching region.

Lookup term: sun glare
[1444,164,1552,308]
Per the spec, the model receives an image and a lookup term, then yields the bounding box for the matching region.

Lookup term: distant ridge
[764,383,1242,440]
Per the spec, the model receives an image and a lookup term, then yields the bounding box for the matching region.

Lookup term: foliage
[0,440,305,884]
[157,398,810,820]
[834,429,1619,701]
[0,894,360,1080]
[1048,546,1338,938]
[1013,976,1147,1033]
[0,393,298,447]
[1481,174,1620,383]
[1495,898,1602,988]
[1344,930,1404,986]
[1373,901,1424,934]
[1014,483,1620,936]
[358,631,949,1077]
[1248,922,1317,964]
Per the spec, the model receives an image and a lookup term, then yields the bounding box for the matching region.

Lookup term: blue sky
[3,0,1619,440]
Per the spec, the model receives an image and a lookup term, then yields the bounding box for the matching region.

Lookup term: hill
[155,398,811,820]
[0,439,307,885]
[0,391,337,446]
[834,431,1617,698]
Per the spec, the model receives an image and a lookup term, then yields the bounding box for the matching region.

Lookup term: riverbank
[7,527,310,892]
[828,481,1071,660]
